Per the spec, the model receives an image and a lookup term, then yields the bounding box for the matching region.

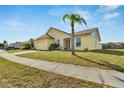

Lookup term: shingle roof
[48,27,99,36]
[75,28,98,36]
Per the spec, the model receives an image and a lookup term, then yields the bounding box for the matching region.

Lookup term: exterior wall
[34,39,55,50]
[90,31,101,49]
[47,29,71,49]
[46,39,55,49]
[34,39,48,50]
[74,31,100,50]
[74,35,91,50]
[15,42,22,49]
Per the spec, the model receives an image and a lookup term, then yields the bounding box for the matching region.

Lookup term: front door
[64,38,70,50]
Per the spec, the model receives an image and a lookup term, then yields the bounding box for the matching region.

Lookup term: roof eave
[96,27,101,41]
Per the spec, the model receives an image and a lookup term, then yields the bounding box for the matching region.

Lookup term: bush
[49,43,59,50]
[83,48,89,52]
[22,42,32,50]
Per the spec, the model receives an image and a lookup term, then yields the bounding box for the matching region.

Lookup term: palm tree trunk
[71,26,75,55]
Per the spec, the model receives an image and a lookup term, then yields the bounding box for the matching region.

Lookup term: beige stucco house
[34,27,101,50]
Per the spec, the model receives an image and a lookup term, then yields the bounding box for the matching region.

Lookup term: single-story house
[9,42,23,49]
[34,27,101,50]
[101,42,124,49]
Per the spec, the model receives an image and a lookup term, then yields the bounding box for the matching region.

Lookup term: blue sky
[0,5,124,43]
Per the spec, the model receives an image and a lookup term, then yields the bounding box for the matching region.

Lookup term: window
[76,38,81,47]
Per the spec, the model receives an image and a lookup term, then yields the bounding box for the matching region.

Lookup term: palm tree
[63,14,87,55]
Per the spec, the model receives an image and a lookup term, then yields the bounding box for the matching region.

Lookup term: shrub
[49,43,59,50]
[83,48,89,52]
[22,42,32,50]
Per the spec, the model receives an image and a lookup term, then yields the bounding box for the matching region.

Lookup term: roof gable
[35,27,101,41]
[35,34,54,41]
[46,27,71,36]
[75,27,101,41]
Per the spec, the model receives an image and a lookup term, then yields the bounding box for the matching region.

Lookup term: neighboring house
[115,42,124,48]
[101,42,124,49]
[34,27,101,50]
[9,42,23,49]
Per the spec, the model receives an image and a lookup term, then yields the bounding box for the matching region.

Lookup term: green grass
[18,49,124,72]
[109,49,124,51]
[6,49,29,53]
[0,57,108,88]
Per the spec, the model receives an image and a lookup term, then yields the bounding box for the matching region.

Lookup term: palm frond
[74,17,81,24]
[63,13,87,27]
[63,14,69,22]
[80,17,87,27]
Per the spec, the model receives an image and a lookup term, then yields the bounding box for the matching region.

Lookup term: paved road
[1,50,124,87]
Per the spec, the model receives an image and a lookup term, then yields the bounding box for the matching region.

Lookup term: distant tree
[29,38,34,49]
[3,40,8,48]
[0,43,4,49]
[22,42,31,50]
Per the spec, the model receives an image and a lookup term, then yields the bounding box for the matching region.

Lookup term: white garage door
[36,39,47,50]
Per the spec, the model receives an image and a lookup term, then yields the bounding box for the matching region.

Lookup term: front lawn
[18,49,124,72]
[0,57,106,88]
[6,49,29,53]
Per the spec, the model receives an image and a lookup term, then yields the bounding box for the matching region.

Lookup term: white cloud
[6,20,27,27]
[96,5,121,22]
[49,9,64,16]
[0,14,27,29]
[0,19,29,32]
[75,10,89,15]
[103,12,120,21]
[97,5,120,13]
[74,9,91,21]
[49,6,91,21]
[105,5,120,10]
[69,10,90,21]
[49,6,65,16]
